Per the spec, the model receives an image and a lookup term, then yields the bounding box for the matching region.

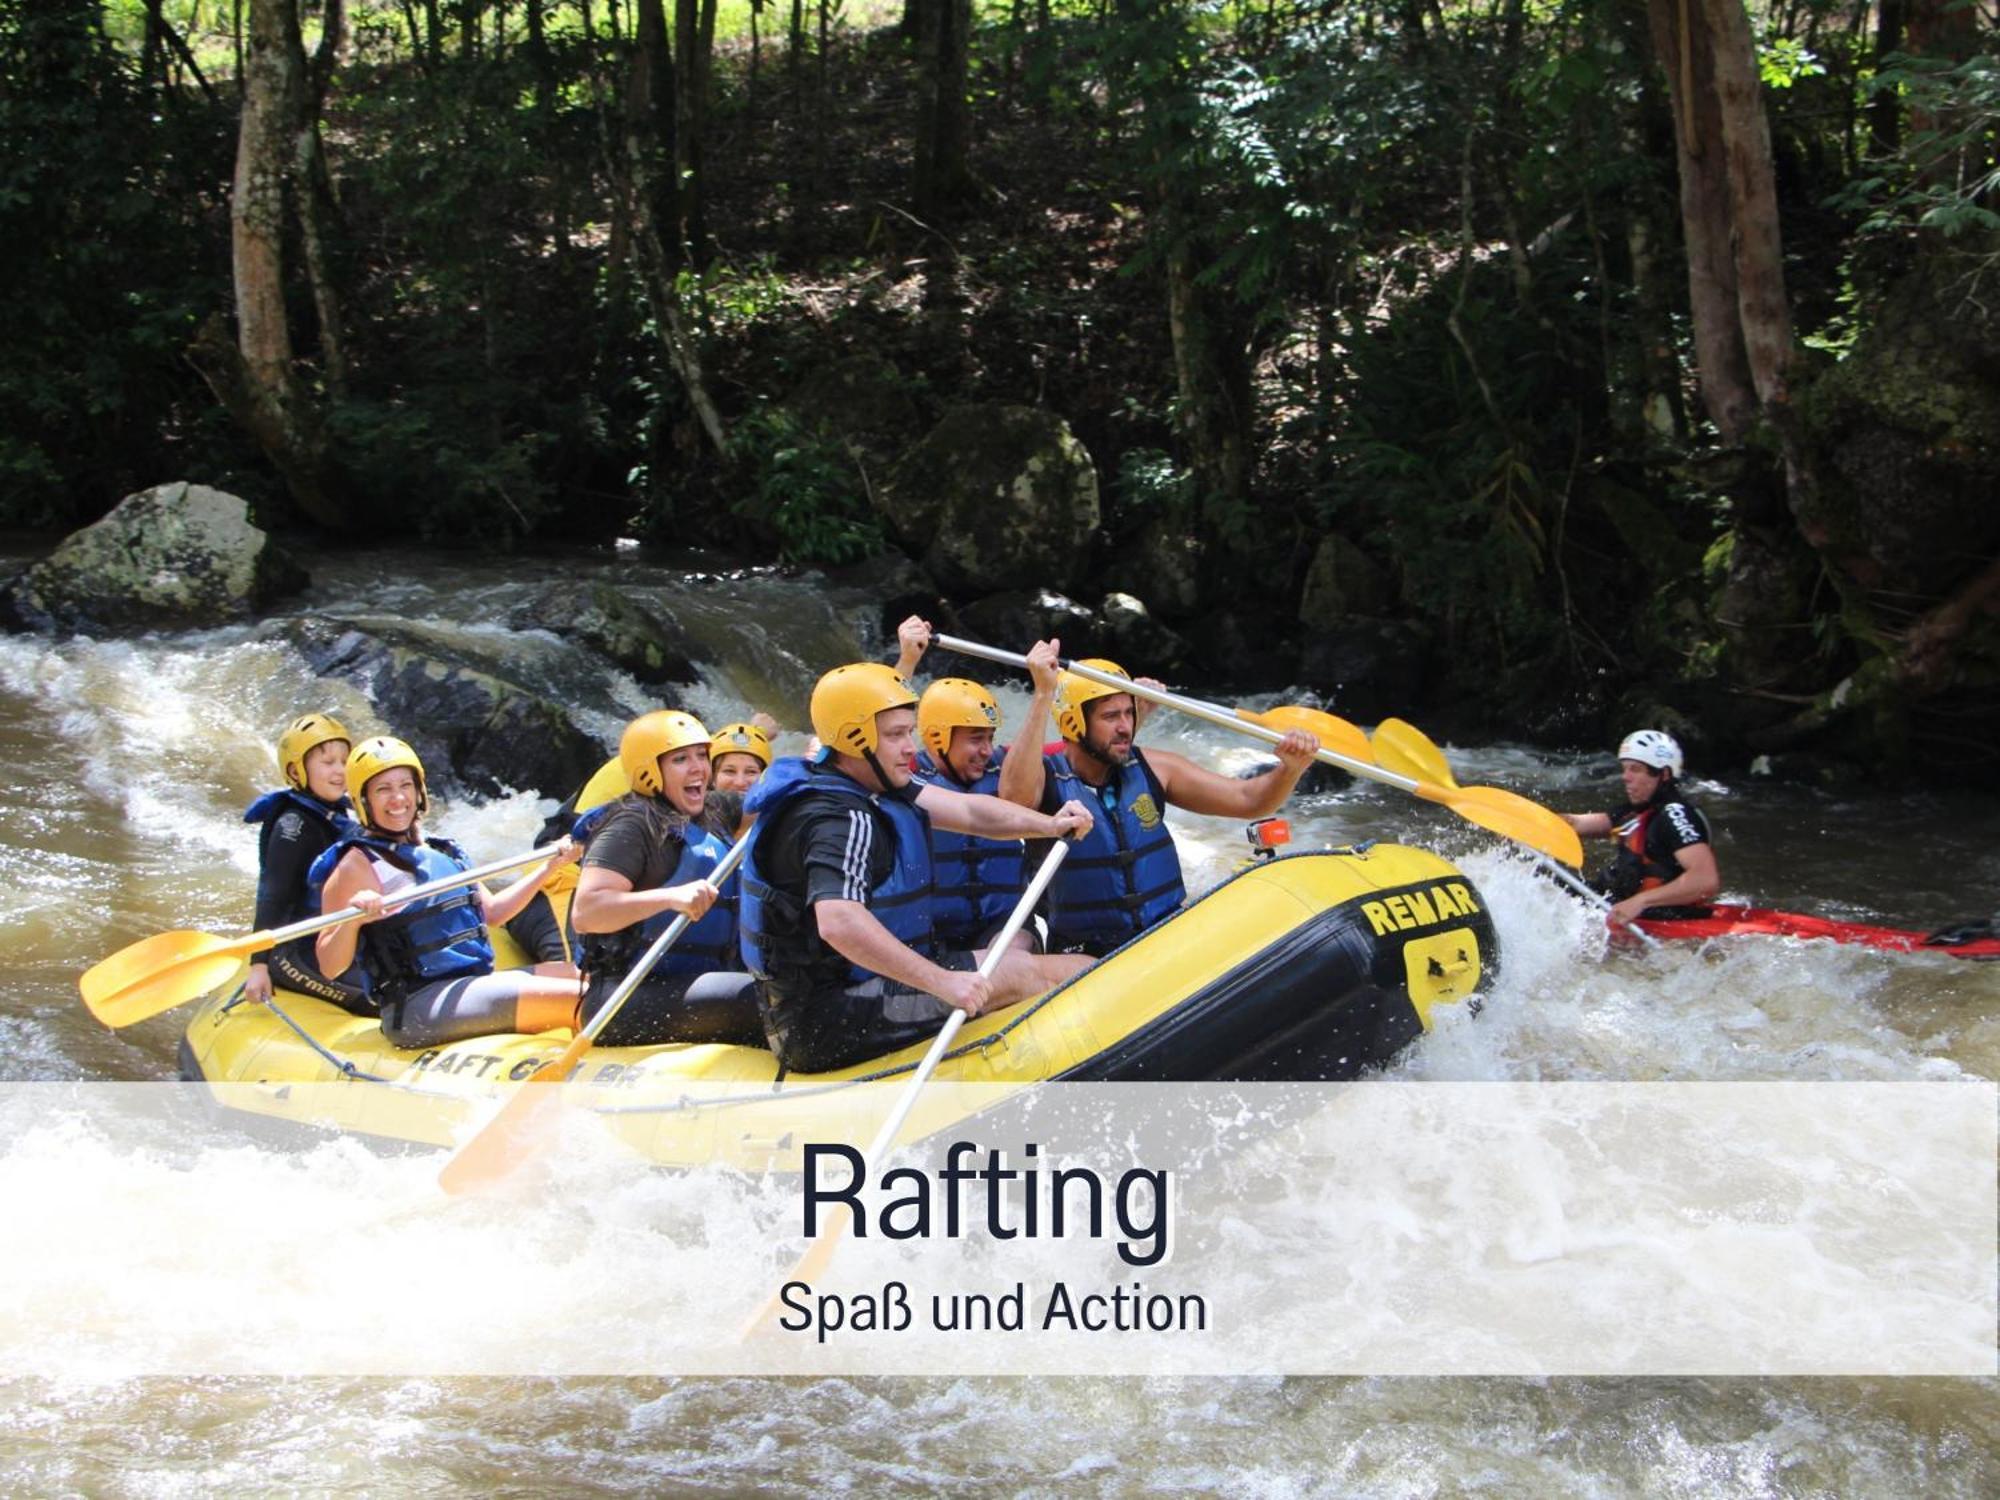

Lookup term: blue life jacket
[307,831,495,995]
[581,817,740,982]
[913,747,1024,944]
[739,754,935,986]
[1043,746,1184,949]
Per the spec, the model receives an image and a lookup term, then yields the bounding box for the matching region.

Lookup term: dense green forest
[3,0,1996,772]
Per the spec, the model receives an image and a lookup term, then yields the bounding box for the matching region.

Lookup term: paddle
[1372,717,1660,949]
[741,837,1073,1338]
[80,843,568,1028]
[1236,703,1375,765]
[436,833,753,1195]
[936,635,1584,869]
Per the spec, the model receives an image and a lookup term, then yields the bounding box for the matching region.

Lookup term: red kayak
[1629,906,2000,960]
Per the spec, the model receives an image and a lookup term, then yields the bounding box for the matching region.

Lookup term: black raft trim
[1053,873,1498,1084]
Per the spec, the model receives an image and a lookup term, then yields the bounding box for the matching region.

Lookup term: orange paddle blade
[1237,705,1374,765]
[79,928,262,1027]
[1372,718,1457,788]
[1413,781,1584,868]
[436,1038,587,1195]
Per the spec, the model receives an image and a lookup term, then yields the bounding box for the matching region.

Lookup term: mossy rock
[1,481,307,635]
[880,405,1100,593]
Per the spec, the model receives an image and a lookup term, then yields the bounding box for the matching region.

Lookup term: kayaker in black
[1562,729,1720,926]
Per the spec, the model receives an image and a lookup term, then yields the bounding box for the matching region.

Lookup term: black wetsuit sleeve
[252,810,326,964]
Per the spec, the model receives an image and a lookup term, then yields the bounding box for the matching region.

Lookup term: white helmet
[1618,729,1683,778]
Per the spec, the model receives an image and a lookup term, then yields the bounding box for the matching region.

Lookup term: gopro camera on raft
[1245,818,1291,859]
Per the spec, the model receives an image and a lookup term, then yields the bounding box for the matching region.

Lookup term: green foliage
[1757,36,1826,92]
[1112,446,1196,524]
[1833,52,2000,239]
[0,0,233,527]
[729,406,883,565]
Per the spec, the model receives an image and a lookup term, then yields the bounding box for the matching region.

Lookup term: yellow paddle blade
[1236,704,1375,765]
[1373,718,1457,788]
[79,929,260,1027]
[1415,782,1584,868]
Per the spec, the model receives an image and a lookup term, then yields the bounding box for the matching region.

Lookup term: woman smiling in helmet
[243,713,359,1006]
[311,736,585,1048]
[708,718,774,795]
[1562,729,1721,926]
[566,710,763,1045]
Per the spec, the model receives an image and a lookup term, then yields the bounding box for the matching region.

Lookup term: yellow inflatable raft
[179,843,1496,1169]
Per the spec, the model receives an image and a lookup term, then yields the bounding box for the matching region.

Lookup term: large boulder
[1298,532,1394,630]
[957,590,1100,656]
[1296,616,1431,723]
[879,405,1100,593]
[1105,521,1204,621]
[1100,591,1187,672]
[507,581,699,688]
[1,482,307,635]
[280,617,602,799]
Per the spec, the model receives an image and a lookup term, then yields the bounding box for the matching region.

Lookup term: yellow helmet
[1055,659,1131,742]
[621,710,712,797]
[811,663,917,757]
[918,679,1000,762]
[346,735,427,825]
[278,712,351,793]
[708,720,773,769]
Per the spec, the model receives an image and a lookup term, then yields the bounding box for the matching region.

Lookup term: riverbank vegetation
[3,1,1996,773]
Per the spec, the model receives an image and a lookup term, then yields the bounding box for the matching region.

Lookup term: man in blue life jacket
[1561,729,1720,925]
[909,675,1045,951]
[997,639,1321,957]
[738,662,1097,1074]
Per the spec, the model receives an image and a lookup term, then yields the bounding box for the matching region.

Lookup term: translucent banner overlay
[1,1081,1990,1377]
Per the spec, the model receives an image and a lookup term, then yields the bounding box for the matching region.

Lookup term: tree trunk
[197,0,339,525]
[1869,0,1905,157]
[912,0,974,220]
[292,0,348,396]
[607,0,728,457]
[1647,0,1805,698]
[631,0,679,265]
[1646,0,1760,442]
[673,0,713,264]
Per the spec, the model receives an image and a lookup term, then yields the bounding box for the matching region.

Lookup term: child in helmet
[312,737,585,1048]
[566,711,764,1045]
[243,713,361,1006]
[1562,729,1721,925]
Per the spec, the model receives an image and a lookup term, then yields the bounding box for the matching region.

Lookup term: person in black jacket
[242,713,362,1006]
